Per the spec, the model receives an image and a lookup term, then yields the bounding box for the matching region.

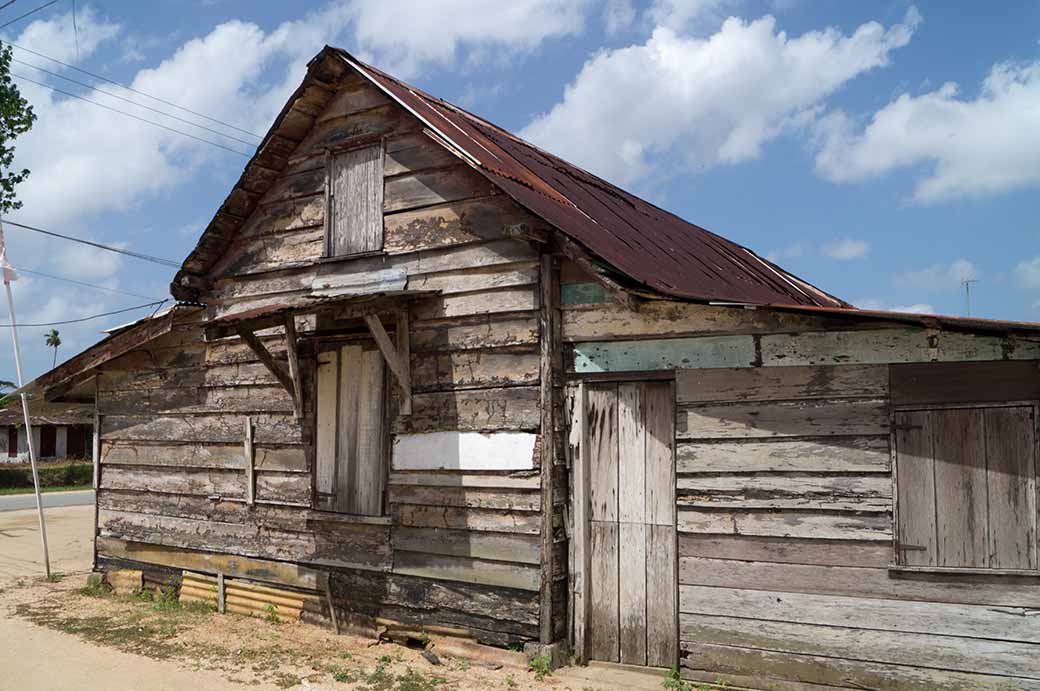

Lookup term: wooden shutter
[314,344,387,516]
[896,406,1037,570]
[328,145,384,257]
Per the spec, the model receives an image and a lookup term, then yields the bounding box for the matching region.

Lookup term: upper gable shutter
[327,144,384,257]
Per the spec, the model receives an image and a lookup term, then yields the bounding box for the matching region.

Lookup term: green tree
[0,378,16,407]
[0,42,35,213]
[45,328,60,367]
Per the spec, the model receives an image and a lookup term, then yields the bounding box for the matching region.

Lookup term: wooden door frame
[309,336,393,518]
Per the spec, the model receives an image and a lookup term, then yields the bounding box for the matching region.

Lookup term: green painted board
[573,336,757,373]
[571,328,1040,373]
[561,282,612,306]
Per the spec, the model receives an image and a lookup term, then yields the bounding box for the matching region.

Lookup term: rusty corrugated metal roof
[338,50,849,308]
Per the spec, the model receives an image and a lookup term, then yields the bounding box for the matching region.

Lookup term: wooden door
[39,426,56,458]
[7,427,16,458]
[315,342,388,515]
[577,381,678,667]
[67,425,86,459]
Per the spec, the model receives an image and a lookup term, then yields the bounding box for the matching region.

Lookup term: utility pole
[963,279,979,317]
[0,221,49,577]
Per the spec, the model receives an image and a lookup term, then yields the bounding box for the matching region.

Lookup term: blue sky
[0,0,1037,383]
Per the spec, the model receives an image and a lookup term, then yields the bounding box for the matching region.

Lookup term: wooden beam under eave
[363,314,412,416]
[235,326,301,418]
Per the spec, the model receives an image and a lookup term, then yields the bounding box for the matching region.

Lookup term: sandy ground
[0,505,674,691]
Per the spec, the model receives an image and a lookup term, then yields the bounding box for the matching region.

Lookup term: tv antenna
[962,279,979,316]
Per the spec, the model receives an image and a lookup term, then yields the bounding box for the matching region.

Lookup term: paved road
[0,489,94,512]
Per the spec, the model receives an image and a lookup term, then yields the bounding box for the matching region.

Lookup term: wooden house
[0,402,93,463]
[27,47,1040,690]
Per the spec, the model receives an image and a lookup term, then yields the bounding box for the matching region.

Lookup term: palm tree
[45,329,61,368]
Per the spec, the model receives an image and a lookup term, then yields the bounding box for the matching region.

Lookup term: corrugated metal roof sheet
[339,50,849,308]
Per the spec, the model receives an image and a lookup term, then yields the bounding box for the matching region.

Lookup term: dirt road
[0,506,286,690]
[0,505,669,691]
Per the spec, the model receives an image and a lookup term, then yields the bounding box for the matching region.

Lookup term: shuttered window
[315,342,387,516]
[895,405,1038,570]
[326,145,384,257]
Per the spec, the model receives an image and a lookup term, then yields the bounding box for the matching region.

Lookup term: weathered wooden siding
[559,273,1040,689]
[95,73,550,646]
[672,362,1040,691]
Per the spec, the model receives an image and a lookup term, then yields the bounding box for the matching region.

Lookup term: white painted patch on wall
[392,431,536,471]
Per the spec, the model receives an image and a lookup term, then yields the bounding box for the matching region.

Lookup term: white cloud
[1,1,595,379]
[891,303,935,314]
[12,6,120,64]
[1015,256,1040,290]
[603,0,636,35]
[814,61,1040,203]
[521,7,919,185]
[855,298,934,314]
[822,237,870,260]
[765,243,804,263]
[894,259,979,292]
[646,0,731,32]
[345,0,591,77]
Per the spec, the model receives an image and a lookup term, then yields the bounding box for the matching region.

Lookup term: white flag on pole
[0,224,17,283]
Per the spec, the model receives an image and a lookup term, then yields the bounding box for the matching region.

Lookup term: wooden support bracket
[236,326,303,419]
[556,235,640,312]
[363,313,412,415]
[284,317,304,419]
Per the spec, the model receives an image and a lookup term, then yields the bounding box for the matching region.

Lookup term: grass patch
[529,654,552,681]
[0,483,92,495]
[16,602,182,660]
[326,655,451,691]
[0,462,92,490]
[662,667,730,691]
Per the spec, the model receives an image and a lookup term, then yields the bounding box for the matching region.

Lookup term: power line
[13,57,259,147]
[0,2,21,12]
[0,0,58,30]
[0,299,166,327]
[13,72,252,156]
[14,267,164,301]
[70,0,77,61]
[1,218,182,268]
[4,41,263,141]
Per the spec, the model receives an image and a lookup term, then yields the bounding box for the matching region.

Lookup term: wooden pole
[1,225,50,577]
[538,253,560,644]
[92,375,100,572]
[244,417,255,506]
[217,572,226,614]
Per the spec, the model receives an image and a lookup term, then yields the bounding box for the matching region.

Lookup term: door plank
[619,522,647,666]
[588,385,619,522]
[645,382,675,526]
[315,350,338,504]
[985,407,1037,569]
[895,410,936,566]
[589,520,620,662]
[618,383,646,524]
[933,409,988,567]
[353,347,386,516]
[336,345,362,513]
